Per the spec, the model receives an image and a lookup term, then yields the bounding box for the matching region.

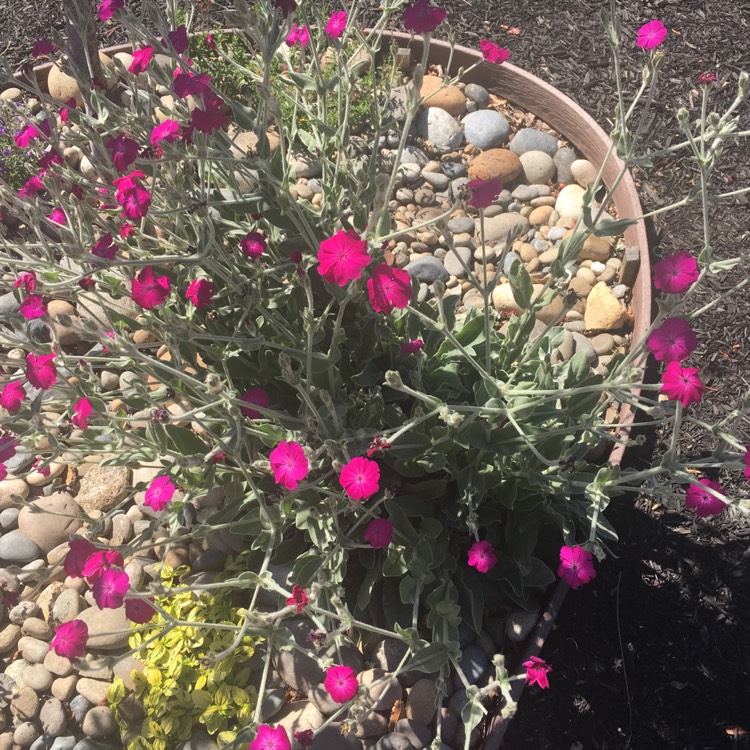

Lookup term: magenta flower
[19,295,47,320]
[294,731,313,748]
[91,233,118,260]
[25,353,57,390]
[402,0,448,33]
[240,387,270,419]
[325,11,348,39]
[31,39,57,57]
[120,222,136,239]
[363,518,393,549]
[125,598,155,624]
[144,475,176,512]
[80,549,124,579]
[14,121,50,149]
[685,478,726,518]
[652,251,699,294]
[128,46,154,74]
[0,435,18,478]
[558,545,596,589]
[167,25,188,54]
[131,266,170,309]
[185,278,216,310]
[14,271,37,293]
[646,318,697,362]
[240,231,267,259]
[249,725,290,750]
[19,175,44,199]
[269,441,309,490]
[48,208,67,225]
[63,538,98,578]
[285,23,310,47]
[523,656,551,689]
[698,72,717,85]
[318,229,371,286]
[0,381,27,413]
[150,119,180,147]
[401,339,425,355]
[367,264,412,314]
[479,40,510,65]
[339,457,380,501]
[113,170,152,220]
[273,0,296,18]
[173,71,212,98]
[71,397,94,430]
[50,620,88,659]
[106,134,139,172]
[467,540,497,573]
[466,177,504,209]
[190,92,229,134]
[637,19,668,50]
[324,665,358,703]
[59,98,77,124]
[285,585,309,614]
[660,361,704,407]
[98,0,123,20]
[92,568,130,609]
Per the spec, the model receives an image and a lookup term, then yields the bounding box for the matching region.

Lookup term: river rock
[288,150,321,179]
[554,147,577,183]
[584,282,628,331]
[555,184,587,221]
[404,256,448,283]
[0,531,41,563]
[464,83,489,108]
[443,247,472,277]
[10,686,39,721]
[506,610,539,642]
[0,478,29,511]
[374,734,414,750]
[313,723,363,749]
[529,205,554,226]
[82,707,116,739]
[23,664,54,692]
[405,678,438,724]
[360,667,403,711]
[18,637,48,664]
[18,493,82,553]
[519,150,556,184]
[275,700,324,741]
[571,159,598,187]
[578,234,611,262]
[272,620,324,693]
[51,675,78,702]
[76,606,130,650]
[467,149,522,183]
[479,213,530,245]
[13,721,40,748]
[416,108,463,153]
[47,65,83,105]
[75,466,130,513]
[462,110,510,150]
[40,697,67,737]
[510,128,559,157]
[51,738,76,750]
[420,76,467,117]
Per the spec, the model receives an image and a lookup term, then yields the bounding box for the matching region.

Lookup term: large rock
[519,150,556,184]
[462,110,510,150]
[584,282,629,331]
[509,127,559,157]
[76,607,130,650]
[554,184,587,221]
[467,148,522,183]
[416,108,463,153]
[478,213,530,246]
[75,466,130,514]
[18,493,81,553]
[0,531,41,563]
[0,479,29,511]
[420,76,467,117]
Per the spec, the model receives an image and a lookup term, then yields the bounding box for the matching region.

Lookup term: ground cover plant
[0,0,748,748]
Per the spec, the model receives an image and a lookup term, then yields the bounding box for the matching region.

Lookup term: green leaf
[385,499,420,546]
[509,259,533,309]
[107,677,126,705]
[406,641,453,673]
[163,425,207,456]
[293,553,324,587]
[357,564,380,611]
[399,575,418,604]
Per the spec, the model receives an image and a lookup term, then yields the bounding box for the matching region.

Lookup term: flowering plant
[0,1,748,748]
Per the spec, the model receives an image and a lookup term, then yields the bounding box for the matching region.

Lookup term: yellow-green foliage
[109,561,260,750]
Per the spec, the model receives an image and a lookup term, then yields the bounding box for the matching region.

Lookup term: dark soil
[3,1,750,749]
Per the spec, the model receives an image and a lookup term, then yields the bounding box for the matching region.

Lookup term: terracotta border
[10,31,651,749]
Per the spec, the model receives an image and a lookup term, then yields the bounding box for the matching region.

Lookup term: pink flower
[402,0,447,34]
[285,24,310,47]
[185,278,216,309]
[91,568,130,609]
[240,231,267,259]
[25,353,57,390]
[273,0,296,18]
[48,208,67,225]
[0,435,18,478]
[269,441,309,490]
[240,388,270,419]
[401,339,424,355]
[59,98,77,124]
[318,229,371,286]
[173,71,212,98]
[744,448,750,480]
[523,656,551,689]
[698,72,717,85]
[80,549,124,579]
[466,177,504,209]
[38,148,61,170]
[50,620,88,659]
[125,598,155,624]
[19,295,47,320]
[558,545,596,589]
[31,39,57,57]
[685,478,726,518]
[14,271,37,292]
[19,175,44,199]
[167,26,188,54]
[325,11,348,39]
[190,92,229,133]
[150,119,180,147]
[660,361,704,407]
[113,170,151,220]
[286,585,309,613]
[250,725,290,750]
[144,475,176,512]
[128,46,154,74]
[14,121,50,149]
[367,264,412,314]
[467,540,497,573]
[363,518,393,549]
[637,19,668,50]
[0,381,27,413]
[479,40,510,65]
[324,665,358,703]
[98,0,123,20]
[294,731,313,748]
[339,457,380,501]
[131,266,170,309]
[647,318,697,362]
[64,538,98,578]
[120,222,136,238]
[71,397,93,430]
[91,233,118,260]
[106,134,139,172]
[652,251,699,294]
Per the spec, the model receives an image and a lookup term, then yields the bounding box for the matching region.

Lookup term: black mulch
[3,0,750,748]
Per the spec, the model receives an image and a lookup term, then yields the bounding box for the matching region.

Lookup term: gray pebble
[394,719,432,749]
[10,601,42,625]
[14,723,40,748]
[449,177,469,200]
[404,257,449,284]
[50,738,76,750]
[0,508,20,530]
[40,697,67,737]
[511,184,539,202]
[421,171,449,191]
[0,530,41,563]
[464,83,489,108]
[443,247,472,277]
[374,734,414,750]
[502,252,523,277]
[397,164,422,185]
[69,695,91,724]
[416,108,463,153]
[547,226,567,242]
[441,161,466,178]
[554,147,577,184]
[510,128,559,157]
[81,707,117,739]
[447,216,475,234]
[496,189,513,209]
[462,110,510,150]
[417,282,430,303]
[399,145,429,166]
[519,150,556,184]
[457,643,489,684]
[23,664,54,692]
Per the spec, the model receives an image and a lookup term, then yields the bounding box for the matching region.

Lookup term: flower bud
[384,370,403,388]
[739,71,749,100]
[205,373,223,395]
[432,279,445,298]
[676,107,689,126]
